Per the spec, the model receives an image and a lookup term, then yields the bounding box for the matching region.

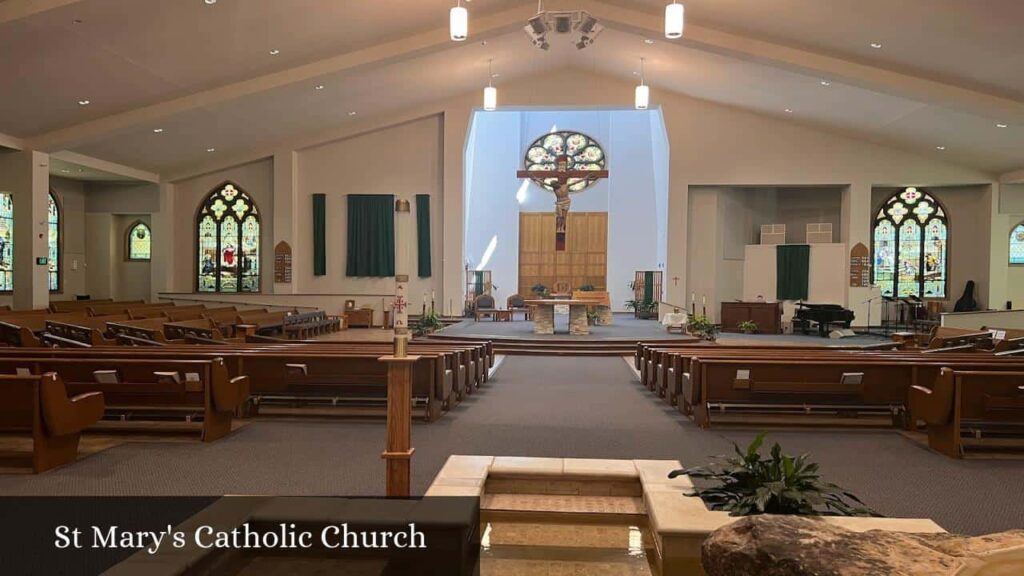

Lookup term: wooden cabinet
[345,309,373,328]
[720,302,783,334]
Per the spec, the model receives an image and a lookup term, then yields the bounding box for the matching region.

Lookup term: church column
[272,150,299,294]
[0,150,50,310]
[150,181,177,300]
[987,183,1008,310]
[842,182,875,327]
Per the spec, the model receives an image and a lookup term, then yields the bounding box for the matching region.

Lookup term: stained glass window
[872,187,948,298]
[126,221,151,261]
[0,193,12,292]
[523,131,606,192]
[48,191,60,292]
[1011,222,1024,265]
[196,182,260,292]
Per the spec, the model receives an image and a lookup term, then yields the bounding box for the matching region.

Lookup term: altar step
[422,334,685,356]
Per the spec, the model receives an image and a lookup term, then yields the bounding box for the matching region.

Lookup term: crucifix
[517,154,609,251]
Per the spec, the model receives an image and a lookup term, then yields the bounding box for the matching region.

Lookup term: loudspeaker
[829,329,857,339]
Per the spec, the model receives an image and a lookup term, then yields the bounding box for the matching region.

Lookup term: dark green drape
[643,271,654,303]
[777,244,810,300]
[416,194,432,277]
[346,194,394,277]
[312,194,326,276]
[474,271,484,296]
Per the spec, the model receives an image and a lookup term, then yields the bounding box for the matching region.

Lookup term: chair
[473,294,498,321]
[507,294,531,321]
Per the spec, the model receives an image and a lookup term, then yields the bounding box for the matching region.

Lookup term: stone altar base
[532,304,555,334]
[569,304,588,335]
[595,305,613,326]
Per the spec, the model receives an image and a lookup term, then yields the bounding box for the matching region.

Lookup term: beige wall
[49,176,87,300]
[295,115,444,311]
[158,68,999,322]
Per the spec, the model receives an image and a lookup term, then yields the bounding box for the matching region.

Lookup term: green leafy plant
[578,284,595,292]
[738,320,759,334]
[413,310,444,336]
[586,309,599,325]
[688,314,718,340]
[531,283,549,298]
[669,433,878,517]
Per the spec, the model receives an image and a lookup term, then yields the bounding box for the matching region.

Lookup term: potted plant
[413,310,444,337]
[625,298,658,320]
[578,284,595,292]
[669,433,877,517]
[531,283,549,298]
[688,314,718,341]
[738,320,759,334]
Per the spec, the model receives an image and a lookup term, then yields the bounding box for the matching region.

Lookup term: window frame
[48,190,62,294]
[124,220,152,262]
[870,187,949,300]
[1010,220,1024,266]
[194,181,262,293]
[0,192,13,294]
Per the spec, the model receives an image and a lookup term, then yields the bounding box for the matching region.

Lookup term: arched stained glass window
[126,221,151,261]
[523,131,606,192]
[48,191,60,292]
[0,193,12,292]
[196,182,260,293]
[872,187,948,298]
[1011,221,1024,265]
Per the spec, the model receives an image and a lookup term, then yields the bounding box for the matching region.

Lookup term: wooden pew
[910,368,1024,458]
[88,302,170,317]
[45,314,129,347]
[926,327,994,350]
[236,310,293,336]
[282,310,342,339]
[130,304,204,320]
[106,318,182,344]
[49,299,118,313]
[0,312,89,347]
[165,306,235,323]
[0,357,245,442]
[684,354,1024,428]
[0,372,105,472]
[164,318,230,341]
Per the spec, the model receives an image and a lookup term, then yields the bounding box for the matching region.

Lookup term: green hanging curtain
[312,194,326,276]
[474,271,484,296]
[643,271,654,303]
[777,244,810,300]
[346,194,395,277]
[416,194,432,277]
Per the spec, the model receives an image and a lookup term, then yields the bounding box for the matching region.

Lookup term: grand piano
[793,302,855,337]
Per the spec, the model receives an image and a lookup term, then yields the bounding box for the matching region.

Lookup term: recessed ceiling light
[820,80,831,87]
[870,42,882,49]
[996,123,1008,128]
[206,148,216,152]
[60,169,70,173]
[72,18,82,24]
[314,84,325,90]
[348,111,357,116]
[480,41,488,46]
[644,39,655,45]
[935,146,946,150]
[784,108,793,113]
[269,49,280,55]
[153,128,164,133]
[205,0,217,4]
[491,73,501,79]
[78,99,90,106]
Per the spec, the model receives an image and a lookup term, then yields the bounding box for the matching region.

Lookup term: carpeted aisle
[0,356,1021,535]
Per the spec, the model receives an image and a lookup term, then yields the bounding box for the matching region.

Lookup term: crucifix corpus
[517,154,609,251]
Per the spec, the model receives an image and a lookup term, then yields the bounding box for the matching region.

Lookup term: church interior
[1,1,1024,574]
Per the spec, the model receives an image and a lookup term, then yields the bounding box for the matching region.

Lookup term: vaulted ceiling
[1,0,1022,179]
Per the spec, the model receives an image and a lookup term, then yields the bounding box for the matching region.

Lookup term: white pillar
[150,181,177,300]
[273,150,299,293]
[0,150,50,310]
[987,183,1008,310]
[842,181,876,327]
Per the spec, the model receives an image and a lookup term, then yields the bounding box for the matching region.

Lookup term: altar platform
[437,313,682,341]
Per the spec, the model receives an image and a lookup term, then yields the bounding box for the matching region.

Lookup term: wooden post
[380,353,419,497]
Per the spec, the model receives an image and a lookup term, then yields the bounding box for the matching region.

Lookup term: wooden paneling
[519,212,607,297]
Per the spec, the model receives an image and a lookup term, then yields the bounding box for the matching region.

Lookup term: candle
[702,295,706,306]
[691,292,695,303]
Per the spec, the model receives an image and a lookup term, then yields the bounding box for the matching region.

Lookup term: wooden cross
[517,154,609,251]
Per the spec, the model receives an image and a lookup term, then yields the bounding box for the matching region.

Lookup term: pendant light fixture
[450,0,468,42]
[635,58,649,110]
[665,1,684,39]
[484,59,497,111]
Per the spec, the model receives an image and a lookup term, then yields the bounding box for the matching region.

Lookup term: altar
[524,299,593,335]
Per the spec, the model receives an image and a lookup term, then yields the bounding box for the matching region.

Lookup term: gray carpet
[1,356,1021,536]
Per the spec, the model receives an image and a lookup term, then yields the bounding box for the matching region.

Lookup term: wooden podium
[721,301,783,334]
